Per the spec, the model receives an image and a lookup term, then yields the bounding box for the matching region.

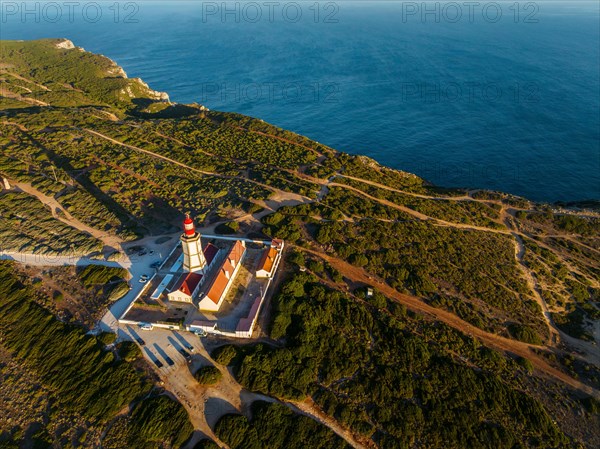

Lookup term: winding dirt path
[299,245,600,399]
[328,181,513,235]
[81,128,311,206]
[501,208,600,364]
[12,181,123,250]
[511,231,558,340]
[139,332,368,449]
[338,174,475,202]
[322,175,599,363]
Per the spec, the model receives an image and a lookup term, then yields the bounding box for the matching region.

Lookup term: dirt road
[299,246,600,399]
[129,328,368,449]
[13,181,124,250]
[81,128,310,206]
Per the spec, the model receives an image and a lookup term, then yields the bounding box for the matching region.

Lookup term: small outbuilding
[256,246,279,278]
[167,272,203,303]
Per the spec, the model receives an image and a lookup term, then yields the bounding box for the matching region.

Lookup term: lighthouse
[181,213,206,273]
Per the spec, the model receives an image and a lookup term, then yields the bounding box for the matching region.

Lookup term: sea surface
[2,1,599,202]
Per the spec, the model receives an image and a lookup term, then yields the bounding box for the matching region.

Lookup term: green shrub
[287,250,305,267]
[215,402,350,449]
[107,281,130,301]
[126,396,193,448]
[215,221,240,234]
[307,260,324,273]
[97,332,117,346]
[77,265,129,289]
[212,345,238,366]
[118,341,142,362]
[581,396,600,414]
[508,323,543,345]
[195,365,222,385]
[552,309,593,341]
[193,440,221,449]
[349,253,368,267]
[516,356,534,374]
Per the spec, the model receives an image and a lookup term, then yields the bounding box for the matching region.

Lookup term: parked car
[139,323,153,331]
[165,357,174,366]
[194,329,207,338]
[179,348,191,360]
[136,337,145,346]
[154,359,163,368]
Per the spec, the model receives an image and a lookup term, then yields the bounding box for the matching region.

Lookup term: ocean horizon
[1,1,599,202]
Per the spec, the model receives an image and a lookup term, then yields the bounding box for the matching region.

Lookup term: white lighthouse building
[181,213,206,273]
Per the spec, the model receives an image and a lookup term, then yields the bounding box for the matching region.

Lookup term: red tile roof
[231,240,245,260]
[174,272,203,296]
[203,243,219,266]
[204,241,245,305]
[257,247,278,274]
[236,296,262,332]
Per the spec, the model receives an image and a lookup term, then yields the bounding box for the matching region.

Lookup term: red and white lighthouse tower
[181,213,206,273]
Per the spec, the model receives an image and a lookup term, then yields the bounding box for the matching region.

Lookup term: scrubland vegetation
[0,261,147,418]
[335,176,504,228]
[102,396,193,449]
[263,197,547,339]
[517,210,600,237]
[0,261,192,447]
[215,401,351,449]
[0,191,102,255]
[213,273,588,448]
[77,265,130,301]
[521,238,599,341]
[0,38,167,113]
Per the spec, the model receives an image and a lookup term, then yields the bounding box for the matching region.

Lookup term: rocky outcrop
[55,39,75,50]
[107,64,127,79]
[133,78,170,101]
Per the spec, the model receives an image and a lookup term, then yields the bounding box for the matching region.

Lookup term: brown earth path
[12,181,123,250]
[338,174,475,201]
[299,245,600,399]
[139,332,369,449]
[328,180,514,235]
[315,173,598,347]
[503,209,600,366]
[81,128,312,207]
[231,125,323,157]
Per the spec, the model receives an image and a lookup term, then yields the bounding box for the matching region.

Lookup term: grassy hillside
[0,38,168,112]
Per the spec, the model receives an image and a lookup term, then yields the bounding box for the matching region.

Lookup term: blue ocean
[1,1,599,202]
